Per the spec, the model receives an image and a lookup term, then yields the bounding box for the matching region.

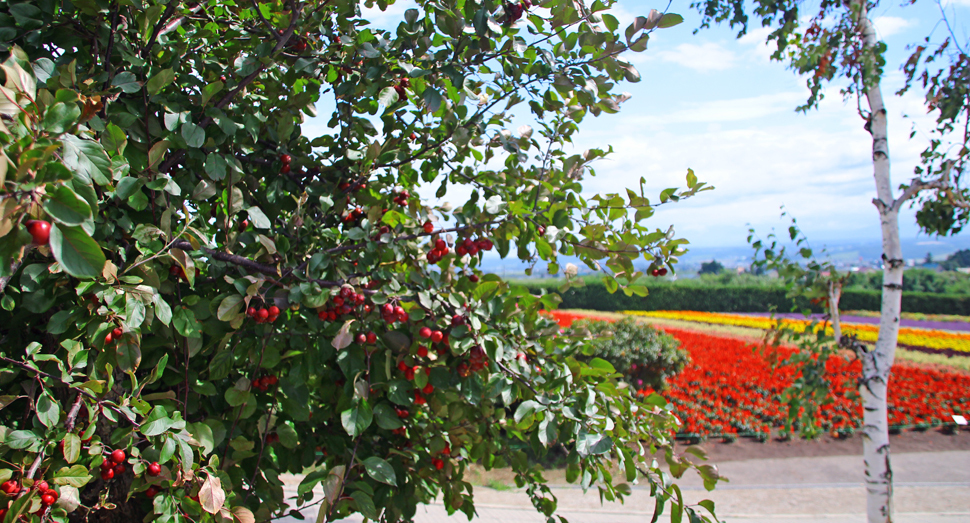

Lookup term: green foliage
[844,268,970,295]
[569,318,688,390]
[698,260,723,275]
[523,278,970,315]
[941,250,970,271]
[0,1,724,522]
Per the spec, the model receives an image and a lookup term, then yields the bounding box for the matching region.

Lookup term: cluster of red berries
[288,33,309,53]
[432,457,445,470]
[25,220,51,246]
[650,267,668,277]
[279,153,292,174]
[266,433,280,444]
[252,374,278,392]
[394,407,409,419]
[380,303,410,324]
[100,449,127,480]
[318,287,368,322]
[169,264,187,280]
[418,326,446,343]
[343,206,365,224]
[458,345,488,377]
[396,361,430,381]
[426,238,451,263]
[338,180,366,192]
[392,190,409,206]
[0,480,21,496]
[394,78,410,100]
[104,326,123,345]
[455,237,493,257]
[3,479,58,511]
[415,381,435,403]
[247,304,280,323]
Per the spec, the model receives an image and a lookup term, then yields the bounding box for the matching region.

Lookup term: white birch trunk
[857,3,901,521]
[827,280,842,345]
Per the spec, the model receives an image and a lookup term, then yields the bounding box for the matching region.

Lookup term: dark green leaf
[340,401,373,437]
[362,456,397,486]
[50,224,106,278]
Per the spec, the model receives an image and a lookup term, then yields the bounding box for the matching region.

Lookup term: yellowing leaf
[199,473,226,514]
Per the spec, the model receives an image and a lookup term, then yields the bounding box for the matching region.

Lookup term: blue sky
[304,0,970,250]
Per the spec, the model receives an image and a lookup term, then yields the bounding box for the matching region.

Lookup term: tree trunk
[827,280,842,345]
[857,3,900,521]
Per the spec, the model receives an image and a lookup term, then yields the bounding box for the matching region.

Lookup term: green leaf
[378,87,399,107]
[116,337,141,372]
[351,490,379,520]
[187,422,215,455]
[588,357,616,374]
[202,81,224,106]
[6,430,40,450]
[62,433,81,463]
[514,400,539,423]
[224,387,250,407]
[53,465,92,488]
[61,135,111,185]
[173,307,201,338]
[111,71,143,93]
[44,102,81,134]
[181,122,205,148]
[277,423,298,449]
[217,295,244,322]
[373,402,403,430]
[147,68,175,95]
[658,13,684,28]
[423,88,443,113]
[362,456,397,486]
[50,224,106,279]
[36,392,59,428]
[45,185,92,226]
[246,207,272,229]
[141,406,175,436]
[204,153,227,181]
[340,401,373,437]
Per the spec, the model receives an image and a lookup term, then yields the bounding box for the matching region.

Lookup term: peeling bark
[857,1,900,520]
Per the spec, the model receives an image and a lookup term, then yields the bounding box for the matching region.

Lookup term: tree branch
[140,2,179,60]
[0,259,23,294]
[250,0,282,38]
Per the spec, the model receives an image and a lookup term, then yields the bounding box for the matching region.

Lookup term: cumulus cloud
[872,16,913,38]
[653,42,739,72]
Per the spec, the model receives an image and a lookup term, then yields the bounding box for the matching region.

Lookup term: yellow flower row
[624,310,970,354]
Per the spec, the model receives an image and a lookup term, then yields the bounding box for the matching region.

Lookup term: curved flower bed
[548,310,970,439]
[625,310,970,356]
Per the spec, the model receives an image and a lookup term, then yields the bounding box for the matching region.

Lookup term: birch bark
[856,2,902,521]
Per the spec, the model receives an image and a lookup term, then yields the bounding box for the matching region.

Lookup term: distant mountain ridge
[475,235,970,277]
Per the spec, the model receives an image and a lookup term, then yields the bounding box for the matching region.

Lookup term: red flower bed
[547,310,970,438]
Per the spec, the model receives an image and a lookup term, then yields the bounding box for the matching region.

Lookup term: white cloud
[654,42,738,72]
[872,16,913,38]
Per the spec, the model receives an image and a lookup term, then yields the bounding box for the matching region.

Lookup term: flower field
[548,310,970,439]
[625,310,970,356]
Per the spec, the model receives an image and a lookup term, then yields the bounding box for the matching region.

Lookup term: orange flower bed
[625,310,970,355]
[547,310,970,438]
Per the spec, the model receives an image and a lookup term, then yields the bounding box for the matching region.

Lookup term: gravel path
[278,451,970,523]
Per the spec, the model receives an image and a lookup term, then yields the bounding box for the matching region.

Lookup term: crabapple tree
[0,0,719,522]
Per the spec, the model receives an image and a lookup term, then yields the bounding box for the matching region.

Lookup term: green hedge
[519,280,970,315]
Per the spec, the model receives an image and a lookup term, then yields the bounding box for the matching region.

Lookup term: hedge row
[521,280,970,315]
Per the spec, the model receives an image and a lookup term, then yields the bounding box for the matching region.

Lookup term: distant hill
[476,235,970,277]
